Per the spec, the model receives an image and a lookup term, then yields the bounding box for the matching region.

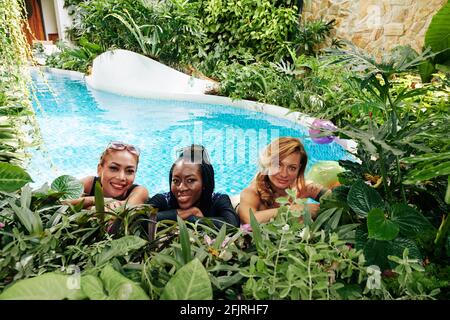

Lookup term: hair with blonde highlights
[255,137,307,208]
[98,148,139,168]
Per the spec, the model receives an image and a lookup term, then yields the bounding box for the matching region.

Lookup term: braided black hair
[168,145,215,213]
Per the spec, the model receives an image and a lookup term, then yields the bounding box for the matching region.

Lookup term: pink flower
[240,224,252,234]
[221,236,231,248]
[204,234,216,246]
[106,220,115,234]
[0,222,4,228]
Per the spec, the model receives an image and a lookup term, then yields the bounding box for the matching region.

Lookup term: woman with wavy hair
[238,137,329,224]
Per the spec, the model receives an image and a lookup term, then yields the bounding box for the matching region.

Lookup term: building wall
[41,0,57,40]
[302,0,447,56]
[53,0,73,41]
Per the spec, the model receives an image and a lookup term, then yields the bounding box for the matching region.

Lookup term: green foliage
[160,258,212,300]
[347,181,384,218]
[0,163,32,192]
[0,0,40,164]
[0,272,85,300]
[45,38,103,73]
[96,264,149,300]
[367,208,399,241]
[50,175,83,200]
[94,236,147,267]
[421,1,450,82]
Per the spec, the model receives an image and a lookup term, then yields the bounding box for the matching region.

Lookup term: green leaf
[80,275,108,300]
[424,1,450,64]
[390,203,434,238]
[160,258,212,300]
[311,208,336,233]
[50,175,84,200]
[95,236,147,266]
[403,160,450,183]
[100,264,149,300]
[418,61,436,83]
[213,224,227,250]
[94,180,104,215]
[0,162,32,192]
[347,180,384,217]
[445,176,450,205]
[367,208,399,241]
[177,215,192,264]
[389,237,422,263]
[0,273,85,300]
[249,208,263,253]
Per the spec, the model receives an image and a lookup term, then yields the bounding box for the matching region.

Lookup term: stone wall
[302,0,447,57]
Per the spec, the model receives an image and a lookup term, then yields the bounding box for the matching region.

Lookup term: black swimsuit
[88,177,139,200]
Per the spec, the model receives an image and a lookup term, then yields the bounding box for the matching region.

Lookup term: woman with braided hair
[147,144,240,228]
[238,137,330,224]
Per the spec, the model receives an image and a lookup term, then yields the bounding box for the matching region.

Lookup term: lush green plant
[45,38,102,73]
[0,0,40,165]
[419,0,450,82]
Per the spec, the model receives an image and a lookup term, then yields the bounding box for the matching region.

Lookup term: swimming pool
[27,70,350,195]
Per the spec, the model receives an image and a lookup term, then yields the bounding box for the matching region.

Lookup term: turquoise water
[28,71,350,195]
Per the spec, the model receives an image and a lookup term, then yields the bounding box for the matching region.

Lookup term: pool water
[27,70,350,195]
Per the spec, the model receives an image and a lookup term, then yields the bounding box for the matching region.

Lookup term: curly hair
[255,137,307,208]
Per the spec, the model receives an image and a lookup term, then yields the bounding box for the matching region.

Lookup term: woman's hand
[104,199,125,211]
[177,207,204,220]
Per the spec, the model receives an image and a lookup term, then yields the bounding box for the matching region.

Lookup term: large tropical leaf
[390,203,434,238]
[356,227,422,270]
[424,1,450,64]
[100,264,149,300]
[50,175,84,200]
[347,180,385,218]
[80,275,108,300]
[367,208,399,241]
[160,258,212,300]
[0,273,85,300]
[0,162,32,192]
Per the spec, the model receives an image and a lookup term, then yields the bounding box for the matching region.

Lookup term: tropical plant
[419,0,450,82]
[0,0,40,165]
[45,38,103,73]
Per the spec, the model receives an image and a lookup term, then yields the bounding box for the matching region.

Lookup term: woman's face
[97,150,138,198]
[267,151,301,191]
[171,160,203,209]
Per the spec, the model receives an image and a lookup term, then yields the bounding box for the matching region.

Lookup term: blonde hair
[99,149,139,168]
[255,137,307,208]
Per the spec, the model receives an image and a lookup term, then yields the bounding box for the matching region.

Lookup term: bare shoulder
[240,184,260,205]
[80,176,95,195]
[131,185,149,196]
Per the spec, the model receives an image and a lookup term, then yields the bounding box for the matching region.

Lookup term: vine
[0,0,42,165]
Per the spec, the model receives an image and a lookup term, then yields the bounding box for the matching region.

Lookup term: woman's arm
[120,186,149,206]
[63,176,96,208]
[298,181,330,202]
[205,194,240,227]
[238,187,278,224]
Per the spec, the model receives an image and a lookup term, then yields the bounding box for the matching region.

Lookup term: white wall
[41,0,57,39]
[53,0,73,41]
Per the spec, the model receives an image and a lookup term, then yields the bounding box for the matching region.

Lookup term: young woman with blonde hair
[238,137,329,224]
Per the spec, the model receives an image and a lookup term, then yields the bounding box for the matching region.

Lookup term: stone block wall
[302,0,447,57]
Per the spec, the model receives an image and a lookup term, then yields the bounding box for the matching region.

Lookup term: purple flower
[240,224,252,234]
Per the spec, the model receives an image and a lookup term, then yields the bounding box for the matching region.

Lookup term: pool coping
[32,66,357,155]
